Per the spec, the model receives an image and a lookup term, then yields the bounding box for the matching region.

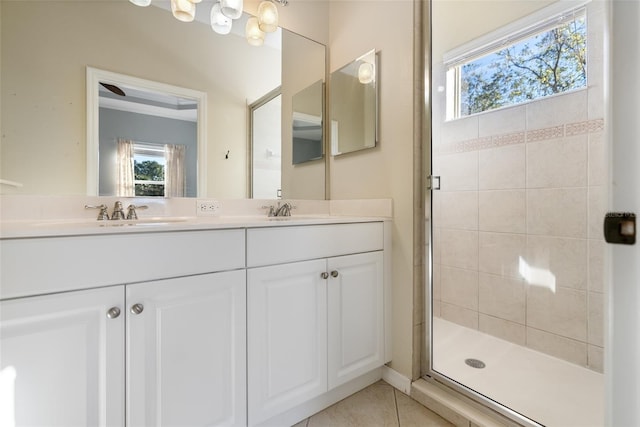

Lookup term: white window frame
[444,1,590,120]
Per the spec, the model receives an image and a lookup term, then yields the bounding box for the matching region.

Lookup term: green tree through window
[134,160,165,196]
[458,14,586,116]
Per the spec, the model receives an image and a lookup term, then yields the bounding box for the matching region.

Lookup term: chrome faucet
[85,204,110,220]
[110,201,126,220]
[266,202,292,217]
[126,204,148,220]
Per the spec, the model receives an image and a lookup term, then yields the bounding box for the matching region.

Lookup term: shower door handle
[427,175,440,190]
[604,212,636,245]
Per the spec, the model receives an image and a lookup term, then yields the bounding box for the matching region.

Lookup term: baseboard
[381,365,412,394]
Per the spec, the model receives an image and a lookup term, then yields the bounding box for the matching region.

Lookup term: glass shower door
[428,1,607,425]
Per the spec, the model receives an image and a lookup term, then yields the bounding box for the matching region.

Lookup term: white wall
[329,0,416,378]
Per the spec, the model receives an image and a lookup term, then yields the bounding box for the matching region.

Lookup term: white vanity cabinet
[246,222,386,426]
[0,286,125,426]
[0,229,246,427]
[127,270,247,427]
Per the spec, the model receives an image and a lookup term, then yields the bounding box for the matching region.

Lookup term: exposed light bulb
[220,0,243,19]
[129,0,152,6]
[358,62,375,84]
[171,0,196,22]
[211,2,232,34]
[258,1,278,33]
[246,16,265,46]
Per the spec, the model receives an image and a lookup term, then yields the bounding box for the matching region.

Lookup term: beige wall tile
[525,236,588,289]
[526,327,588,366]
[527,286,587,341]
[441,115,479,144]
[527,188,588,238]
[588,345,604,373]
[478,105,526,137]
[440,191,478,230]
[525,90,587,130]
[432,263,442,302]
[526,135,587,188]
[478,273,526,324]
[478,144,525,190]
[588,186,607,239]
[478,190,526,233]
[588,292,604,347]
[441,303,479,330]
[434,151,479,191]
[588,239,605,293]
[433,226,442,265]
[441,266,479,311]
[588,132,606,187]
[478,232,526,279]
[440,229,479,270]
[479,314,526,345]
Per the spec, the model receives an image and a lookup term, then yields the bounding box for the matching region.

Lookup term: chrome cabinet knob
[320,272,329,279]
[130,303,144,315]
[106,307,121,319]
[330,270,339,278]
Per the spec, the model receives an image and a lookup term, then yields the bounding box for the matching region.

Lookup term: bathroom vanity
[0,215,391,427]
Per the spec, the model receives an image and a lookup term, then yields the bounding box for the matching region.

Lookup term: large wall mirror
[330,49,378,156]
[0,0,326,200]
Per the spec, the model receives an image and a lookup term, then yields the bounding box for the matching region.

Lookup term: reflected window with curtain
[116,139,186,197]
[164,143,186,197]
[116,138,135,197]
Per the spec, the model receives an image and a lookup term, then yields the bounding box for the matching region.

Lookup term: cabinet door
[127,270,246,427]
[328,251,384,389]
[247,260,327,426]
[0,286,125,427]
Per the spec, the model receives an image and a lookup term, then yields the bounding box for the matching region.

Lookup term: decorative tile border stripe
[435,118,604,155]
[526,125,564,142]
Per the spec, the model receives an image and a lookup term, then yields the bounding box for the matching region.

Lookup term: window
[445,6,587,119]
[133,143,165,196]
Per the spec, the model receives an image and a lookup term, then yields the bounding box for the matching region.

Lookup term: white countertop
[0,215,388,239]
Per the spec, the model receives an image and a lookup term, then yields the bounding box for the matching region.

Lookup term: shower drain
[465,358,486,369]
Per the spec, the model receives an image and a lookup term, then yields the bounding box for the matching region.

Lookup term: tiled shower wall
[430,2,606,372]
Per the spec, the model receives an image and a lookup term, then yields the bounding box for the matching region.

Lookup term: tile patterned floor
[291,381,454,427]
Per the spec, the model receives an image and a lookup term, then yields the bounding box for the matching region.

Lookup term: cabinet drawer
[247,222,383,267]
[1,229,245,299]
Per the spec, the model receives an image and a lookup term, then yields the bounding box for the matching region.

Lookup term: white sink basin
[30,217,192,228]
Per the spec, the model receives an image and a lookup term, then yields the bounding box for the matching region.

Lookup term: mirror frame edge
[86,67,208,197]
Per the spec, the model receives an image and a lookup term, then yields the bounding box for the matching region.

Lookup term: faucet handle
[126,204,148,220]
[111,201,126,220]
[85,204,110,221]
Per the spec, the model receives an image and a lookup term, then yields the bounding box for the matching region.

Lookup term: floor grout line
[393,388,401,426]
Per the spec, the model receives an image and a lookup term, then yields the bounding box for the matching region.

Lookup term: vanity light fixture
[211,2,233,35]
[257,0,279,33]
[258,0,289,33]
[220,0,243,19]
[171,0,196,22]
[358,62,375,84]
[245,16,265,46]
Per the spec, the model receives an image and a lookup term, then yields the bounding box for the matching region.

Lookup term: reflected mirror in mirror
[292,80,324,165]
[0,0,326,200]
[330,49,378,156]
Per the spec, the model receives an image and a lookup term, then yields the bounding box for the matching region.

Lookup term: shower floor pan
[432,317,604,427]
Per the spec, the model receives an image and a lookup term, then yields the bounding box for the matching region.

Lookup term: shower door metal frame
[421,0,549,425]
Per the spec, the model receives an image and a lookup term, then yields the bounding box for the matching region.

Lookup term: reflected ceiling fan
[100,82,126,97]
